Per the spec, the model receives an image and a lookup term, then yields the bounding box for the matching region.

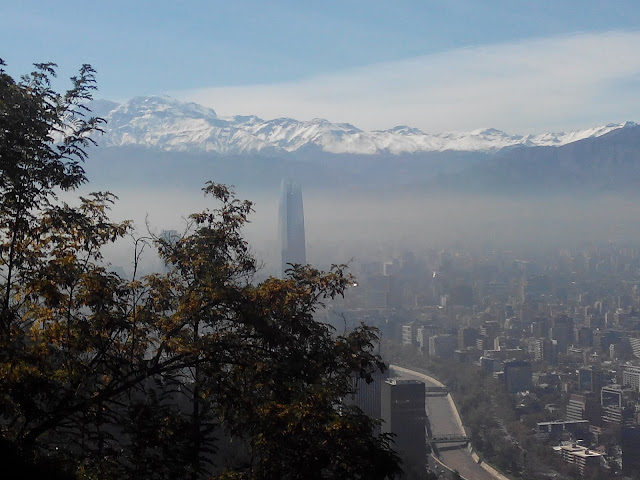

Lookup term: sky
[3,1,640,133]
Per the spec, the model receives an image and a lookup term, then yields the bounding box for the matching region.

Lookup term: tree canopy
[0,60,401,480]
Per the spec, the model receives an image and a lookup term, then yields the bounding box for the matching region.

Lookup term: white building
[553,443,604,475]
[623,365,640,392]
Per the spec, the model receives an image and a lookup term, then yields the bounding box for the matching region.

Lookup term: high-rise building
[503,360,532,393]
[623,365,640,392]
[428,334,457,359]
[533,338,558,364]
[549,315,574,352]
[346,369,384,435]
[364,275,390,309]
[622,426,640,473]
[458,326,478,349]
[381,379,426,469]
[566,392,600,425]
[578,366,603,393]
[601,384,634,426]
[278,179,306,277]
[401,324,414,346]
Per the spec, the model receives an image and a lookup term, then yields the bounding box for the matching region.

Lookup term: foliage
[0,61,401,480]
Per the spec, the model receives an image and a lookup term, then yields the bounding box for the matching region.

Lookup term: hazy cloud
[177,31,640,133]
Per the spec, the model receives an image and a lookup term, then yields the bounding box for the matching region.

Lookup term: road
[390,365,504,480]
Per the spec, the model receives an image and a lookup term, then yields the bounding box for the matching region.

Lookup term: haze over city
[6,2,640,479]
[6,2,640,272]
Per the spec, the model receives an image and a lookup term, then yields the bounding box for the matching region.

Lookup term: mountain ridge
[90,96,636,156]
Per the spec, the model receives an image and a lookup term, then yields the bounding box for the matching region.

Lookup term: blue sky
[3,1,640,133]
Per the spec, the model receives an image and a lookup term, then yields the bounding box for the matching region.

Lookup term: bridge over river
[425,386,449,397]
[431,434,470,444]
[390,365,509,480]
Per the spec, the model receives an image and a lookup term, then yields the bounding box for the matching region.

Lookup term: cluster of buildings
[276,182,640,475]
[323,244,640,475]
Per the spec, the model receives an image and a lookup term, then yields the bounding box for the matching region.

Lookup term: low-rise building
[553,443,604,475]
[537,420,589,438]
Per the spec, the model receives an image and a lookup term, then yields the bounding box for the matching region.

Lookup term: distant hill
[428,124,640,194]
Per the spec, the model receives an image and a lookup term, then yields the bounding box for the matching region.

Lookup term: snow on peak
[93,97,636,155]
[381,126,426,136]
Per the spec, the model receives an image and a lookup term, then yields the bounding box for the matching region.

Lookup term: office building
[601,384,626,408]
[458,326,478,350]
[503,360,532,393]
[416,327,426,353]
[630,338,640,358]
[578,366,603,393]
[428,334,457,359]
[575,326,594,348]
[279,179,306,277]
[365,275,390,309]
[623,365,640,392]
[566,393,600,425]
[601,384,633,426]
[381,379,426,467]
[533,338,558,365]
[347,369,384,434]
[537,420,589,439]
[622,426,640,473]
[401,324,414,346]
[549,315,574,352]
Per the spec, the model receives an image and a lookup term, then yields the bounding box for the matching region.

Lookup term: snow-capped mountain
[93,96,636,155]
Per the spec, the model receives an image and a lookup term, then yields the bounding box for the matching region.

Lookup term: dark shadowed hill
[427,124,640,195]
[84,146,489,193]
[85,124,640,198]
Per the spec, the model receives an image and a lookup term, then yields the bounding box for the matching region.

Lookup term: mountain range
[86,96,640,194]
[90,96,636,156]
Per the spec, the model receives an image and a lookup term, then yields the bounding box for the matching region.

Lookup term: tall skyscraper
[279,179,306,277]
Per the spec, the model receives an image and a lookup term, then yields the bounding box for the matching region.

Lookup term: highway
[390,365,506,480]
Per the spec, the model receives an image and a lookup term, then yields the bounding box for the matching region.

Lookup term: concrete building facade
[381,379,426,468]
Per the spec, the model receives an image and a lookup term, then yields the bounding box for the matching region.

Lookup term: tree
[0,59,103,338]
[0,59,140,473]
[0,61,401,480]
[138,184,401,479]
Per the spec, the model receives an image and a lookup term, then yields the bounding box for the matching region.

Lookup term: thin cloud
[176,31,640,133]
